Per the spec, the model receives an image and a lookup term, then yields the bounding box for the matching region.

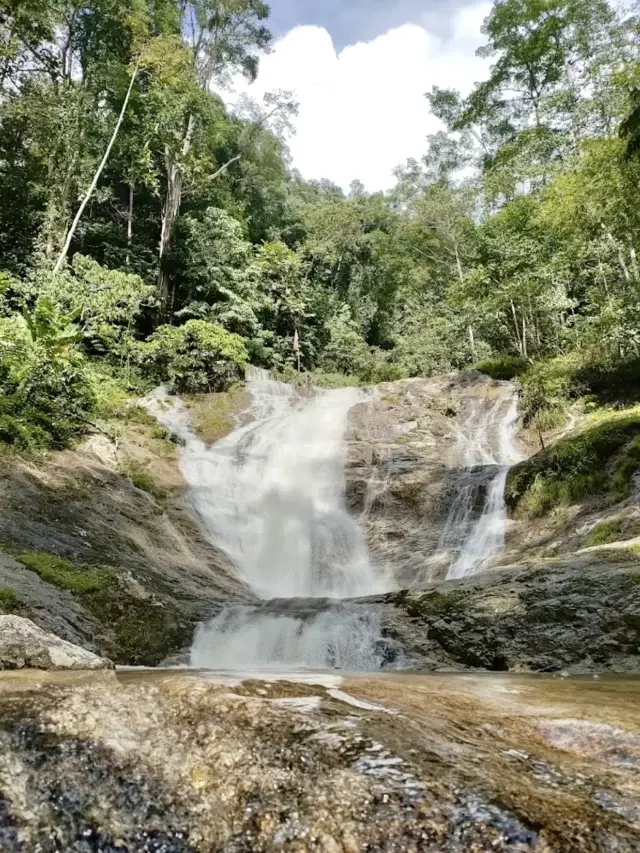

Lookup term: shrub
[474,356,529,381]
[38,256,155,357]
[137,319,248,394]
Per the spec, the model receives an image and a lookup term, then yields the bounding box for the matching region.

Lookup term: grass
[18,551,110,594]
[17,549,193,665]
[506,405,640,518]
[118,458,168,501]
[0,587,18,613]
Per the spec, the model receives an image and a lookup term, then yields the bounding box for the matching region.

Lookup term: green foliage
[138,319,248,393]
[0,300,96,450]
[475,356,529,381]
[320,306,372,377]
[0,0,639,458]
[506,407,640,517]
[42,256,155,356]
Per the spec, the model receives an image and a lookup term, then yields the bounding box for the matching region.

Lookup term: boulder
[0,616,114,670]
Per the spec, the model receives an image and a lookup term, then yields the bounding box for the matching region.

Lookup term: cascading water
[144,369,397,671]
[441,394,523,580]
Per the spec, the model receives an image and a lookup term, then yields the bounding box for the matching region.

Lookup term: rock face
[346,371,519,587]
[0,616,113,670]
[375,553,640,673]
[0,422,251,665]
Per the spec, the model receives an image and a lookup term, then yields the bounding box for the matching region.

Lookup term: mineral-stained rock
[0,669,639,852]
[0,616,114,670]
[346,371,520,587]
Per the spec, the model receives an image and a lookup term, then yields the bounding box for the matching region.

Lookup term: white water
[442,394,523,580]
[145,369,393,670]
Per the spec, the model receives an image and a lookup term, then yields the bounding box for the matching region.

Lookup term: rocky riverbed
[1,668,639,852]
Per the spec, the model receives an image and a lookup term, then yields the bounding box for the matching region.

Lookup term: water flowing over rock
[346,372,524,587]
[146,370,395,670]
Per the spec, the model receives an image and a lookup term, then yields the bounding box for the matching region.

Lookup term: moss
[400,589,467,619]
[0,587,18,613]
[18,549,192,665]
[185,384,248,444]
[506,407,640,518]
[18,551,110,594]
[586,519,624,547]
[149,424,169,441]
[119,459,168,501]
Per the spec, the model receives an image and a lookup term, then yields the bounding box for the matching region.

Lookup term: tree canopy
[0,0,639,449]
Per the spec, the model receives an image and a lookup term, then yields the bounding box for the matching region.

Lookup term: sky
[228,0,494,192]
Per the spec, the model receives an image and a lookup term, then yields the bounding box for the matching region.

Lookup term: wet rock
[0,670,639,852]
[0,616,113,670]
[376,553,640,673]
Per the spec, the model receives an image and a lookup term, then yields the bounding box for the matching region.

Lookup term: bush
[0,355,96,451]
[38,256,155,357]
[137,319,248,394]
[474,356,529,381]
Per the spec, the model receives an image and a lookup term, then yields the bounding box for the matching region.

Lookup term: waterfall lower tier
[191,601,405,671]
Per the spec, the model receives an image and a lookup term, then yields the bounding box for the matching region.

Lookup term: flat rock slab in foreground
[0,616,113,670]
[0,669,639,852]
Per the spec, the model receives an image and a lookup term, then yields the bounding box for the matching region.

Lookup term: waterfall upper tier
[146,371,391,601]
[345,371,524,587]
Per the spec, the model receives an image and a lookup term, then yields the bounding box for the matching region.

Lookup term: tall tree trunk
[468,325,477,362]
[511,301,523,356]
[53,65,138,275]
[454,242,464,283]
[126,180,135,266]
[157,114,196,311]
[602,224,631,283]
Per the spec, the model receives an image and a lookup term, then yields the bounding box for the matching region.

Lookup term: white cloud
[231,2,492,192]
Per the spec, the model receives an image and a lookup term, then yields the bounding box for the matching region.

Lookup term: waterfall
[144,370,395,671]
[442,394,523,580]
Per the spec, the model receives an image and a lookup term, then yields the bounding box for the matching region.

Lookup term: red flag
[293,329,300,352]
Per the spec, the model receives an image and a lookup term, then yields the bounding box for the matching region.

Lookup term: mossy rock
[185,384,249,444]
[17,550,193,665]
[506,409,640,518]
